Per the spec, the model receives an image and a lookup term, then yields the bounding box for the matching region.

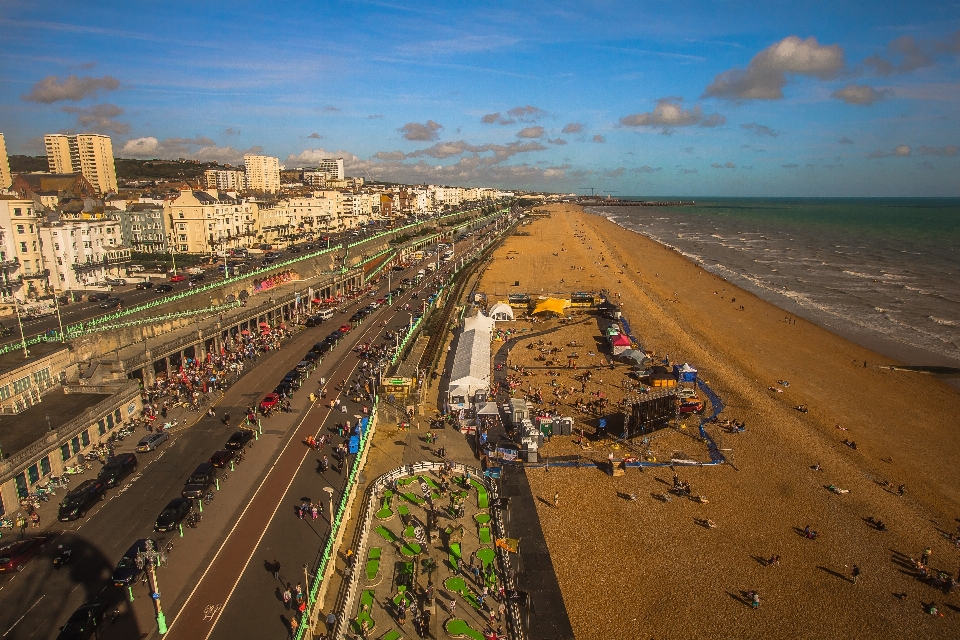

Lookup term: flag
[495,538,519,553]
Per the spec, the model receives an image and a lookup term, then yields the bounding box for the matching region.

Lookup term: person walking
[449,598,457,615]
[283,585,293,609]
[554,491,559,508]
[273,558,281,581]
[851,565,861,584]
[922,547,931,566]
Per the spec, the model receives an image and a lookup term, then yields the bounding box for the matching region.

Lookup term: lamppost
[135,539,168,634]
[323,486,335,522]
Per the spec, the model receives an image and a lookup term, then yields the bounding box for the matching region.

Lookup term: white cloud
[399,120,443,141]
[832,83,890,105]
[547,138,567,145]
[711,161,736,169]
[516,126,545,139]
[917,145,958,156]
[22,74,119,103]
[740,122,781,137]
[398,34,519,56]
[120,136,261,164]
[868,145,911,158]
[481,105,548,126]
[619,97,726,132]
[592,134,606,143]
[61,103,128,135]
[562,122,583,134]
[632,166,662,173]
[839,136,855,144]
[703,36,844,100]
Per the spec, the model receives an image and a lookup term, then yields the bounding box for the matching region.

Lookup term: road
[0,226,492,639]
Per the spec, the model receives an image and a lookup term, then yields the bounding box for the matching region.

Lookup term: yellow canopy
[532,298,570,316]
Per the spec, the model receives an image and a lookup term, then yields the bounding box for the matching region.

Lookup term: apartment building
[163,190,257,254]
[317,158,345,181]
[43,134,119,194]
[0,133,11,190]
[204,168,246,191]
[119,204,168,253]
[243,155,281,193]
[41,211,130,291]
[0,197,47,301]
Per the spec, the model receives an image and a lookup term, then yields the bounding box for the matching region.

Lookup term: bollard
[128,586,135,602]
[179,524,184,538]
[216,478,220,491]
[255,431,259,440]
[230,461,234,472]
[258,419,263,435]
[198,499,203,513]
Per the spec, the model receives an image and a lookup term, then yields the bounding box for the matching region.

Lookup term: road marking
[2,594,44,637]
[168,299,396,639]
[202,604,222,621]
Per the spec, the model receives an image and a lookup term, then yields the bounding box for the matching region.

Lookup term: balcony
[19,270,50,281]
[0,258,20,271]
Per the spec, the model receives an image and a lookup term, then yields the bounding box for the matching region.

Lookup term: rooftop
[0,389,110,458]
[0,342,69,378]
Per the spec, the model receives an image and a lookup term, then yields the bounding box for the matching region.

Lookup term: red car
[209,449,236,468]
[339,323,351,333]
[0,536,49,573]
[259,393,280,412]
[169,274,186,283]
[679,398,705,414]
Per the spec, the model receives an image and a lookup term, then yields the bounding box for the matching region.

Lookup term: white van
[317,308,335,321]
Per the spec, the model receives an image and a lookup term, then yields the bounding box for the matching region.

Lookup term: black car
[98,453,138,488]
[56,600,109,640]
[112,539,151,586]
[274,381,294,397]
[189,273,205,282]
[349,313,363,323]
[58,479,107,521]
[295,360,313,374]
[135,281,154,290]
[282,371,303,390]
[155,498,193,532]
[225,429,254,450]
[304,314,324,327]
[181,462,216,498]
[154,284,173,293]
[303,351,320,365]
[87,293,109,302]
[98,297,123,308]
[209,449,236,468]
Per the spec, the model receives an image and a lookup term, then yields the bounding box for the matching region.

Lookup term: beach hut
[489,302,515,321]
[610,333,633,355]
[532,298,570,317]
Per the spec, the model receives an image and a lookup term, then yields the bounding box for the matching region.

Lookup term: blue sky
[1,0,959,196]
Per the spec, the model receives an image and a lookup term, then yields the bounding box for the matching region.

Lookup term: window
[71,437,81,455]
[54,243,60,250]
[40,456,51,476]
[179,212,185,218]
[57,257,62,265]
[0,385,9,400]
[27,464,39,484]
[61,443,71,461]
[19,242,27,252]
[16,225,24,234]
[32,368,50,386]
[13,208,21,216]
[81,430,90,446]
[12,376,30,394]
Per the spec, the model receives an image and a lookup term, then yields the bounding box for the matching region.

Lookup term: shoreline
[583,206,960,378]
[478,203,959,638]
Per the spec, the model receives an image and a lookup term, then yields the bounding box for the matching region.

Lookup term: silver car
[136,432,169,452]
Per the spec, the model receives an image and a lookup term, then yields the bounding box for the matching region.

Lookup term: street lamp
[323,486,335,522]
[135,539,168,634]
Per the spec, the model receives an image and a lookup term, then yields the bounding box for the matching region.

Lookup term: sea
[586,198,960,368]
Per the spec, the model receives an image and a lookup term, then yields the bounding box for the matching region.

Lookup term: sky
[1,0,959,196]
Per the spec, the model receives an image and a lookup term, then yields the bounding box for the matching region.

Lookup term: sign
[386,378,409,386]
[484,467,501,479]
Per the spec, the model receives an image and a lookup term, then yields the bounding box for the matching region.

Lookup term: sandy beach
[476,204,960,638]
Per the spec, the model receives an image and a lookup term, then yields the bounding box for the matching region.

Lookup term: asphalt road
[0,230,487,640]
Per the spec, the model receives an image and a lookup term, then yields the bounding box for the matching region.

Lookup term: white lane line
[171,299,397,639]
[2,595,44,637]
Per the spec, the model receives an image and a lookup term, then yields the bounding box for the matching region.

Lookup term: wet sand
[477,204,960,638]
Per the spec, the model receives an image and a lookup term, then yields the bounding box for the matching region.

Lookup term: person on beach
[851,565,861,584]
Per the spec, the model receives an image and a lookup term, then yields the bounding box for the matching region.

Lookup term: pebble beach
[476,204,960,638]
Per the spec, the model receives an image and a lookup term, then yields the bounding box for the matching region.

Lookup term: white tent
[464,312,496,333]
[488,302,514,321]
[447,322,492,411]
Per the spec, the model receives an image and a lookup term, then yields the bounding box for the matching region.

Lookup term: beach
[477,204,960,638]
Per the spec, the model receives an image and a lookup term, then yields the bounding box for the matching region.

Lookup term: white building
[204,168,246,191]
[163,190,257,254]
[41,212,130,291]
[43,133,119,194]
[0,133,11,191]
[243,155,281,193]
[317,158,345,181]
[0,197,46,301]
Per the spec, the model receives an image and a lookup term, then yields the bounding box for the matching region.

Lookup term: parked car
[58,479,107,521]
[209,449,236,468]
[274,382,295,397]
[98,297,123,308]
[155,498,193,532]
[189,273,205,282]
[339,323,351,334]
[135,281,154,290]
[679,398,705,414]
[97,453,138,488]
[154,284,174,293]
[282,371,304,390]
[136,432,169,452]
[105,277,127,286]
[55,600,109,640]
[295,360,312,374]
[169,274,186,283]
[225,429,255,450]
[87,293,109,302]
[0,536,49,573]
[303,351,320,365]
[112,539,151,586]
[258,393,280,412]
[181,463,216,498]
